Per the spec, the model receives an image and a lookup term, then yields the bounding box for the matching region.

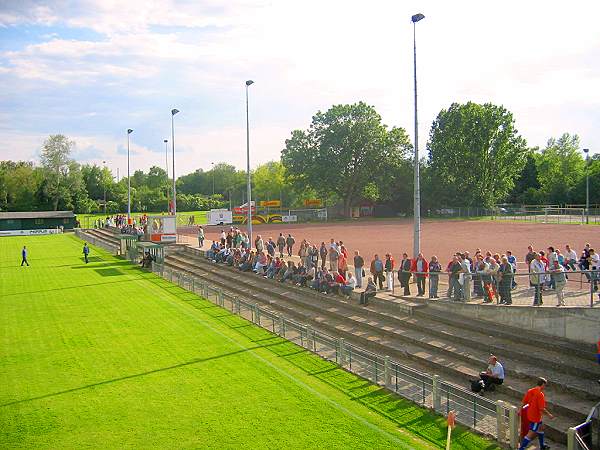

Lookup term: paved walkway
[177,234,600,309]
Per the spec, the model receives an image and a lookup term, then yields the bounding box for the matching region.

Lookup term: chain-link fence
[151,261,521,447]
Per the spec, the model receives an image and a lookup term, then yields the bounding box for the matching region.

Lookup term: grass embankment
[0,235,500,449]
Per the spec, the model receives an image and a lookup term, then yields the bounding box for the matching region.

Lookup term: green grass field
[0,235,500,449]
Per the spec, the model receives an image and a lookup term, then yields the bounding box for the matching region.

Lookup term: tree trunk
[343,196,353,218]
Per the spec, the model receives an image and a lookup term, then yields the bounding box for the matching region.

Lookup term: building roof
[0,211,75,220]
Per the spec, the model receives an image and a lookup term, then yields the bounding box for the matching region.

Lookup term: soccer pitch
[0,235,500,449]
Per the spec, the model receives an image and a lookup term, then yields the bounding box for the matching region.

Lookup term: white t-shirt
[591,253,600,270]
[346,277,356,289]
[488,362,505,379]
[565,249,578,261]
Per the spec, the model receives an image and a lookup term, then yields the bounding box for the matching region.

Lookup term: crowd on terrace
[202,226,599,307]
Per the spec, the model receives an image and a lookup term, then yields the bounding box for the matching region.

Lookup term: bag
[470,379,485,393]
[362,268,366,277]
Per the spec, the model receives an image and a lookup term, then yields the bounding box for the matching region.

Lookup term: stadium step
[79,229,119,249]
[162,250,597,443]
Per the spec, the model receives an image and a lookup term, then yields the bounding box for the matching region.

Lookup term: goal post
[287,208,328,223]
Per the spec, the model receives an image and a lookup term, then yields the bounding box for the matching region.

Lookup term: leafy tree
[281,102,412,215]
[535,133,585,204]
[509,152,540,204]
[252,161,293,207]
[40,134,75,210]
[147,166,168,190]
[425,102,527,207]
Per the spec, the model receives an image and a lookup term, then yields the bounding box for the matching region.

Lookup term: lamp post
[171,109,179,216]
[127,129,133,221]
[411,12,425,258]
[211,162,215,195]
[164,139,169,212]
[245,80,254,246]
[584,148,590,224]
[102,160,107,214]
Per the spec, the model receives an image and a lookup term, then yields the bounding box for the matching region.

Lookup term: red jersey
[522,387,546,423]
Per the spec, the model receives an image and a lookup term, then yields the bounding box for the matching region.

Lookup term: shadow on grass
[93,268,124,277]
[146,271,501,450]
[1,278,144,298]
[1,341,283,409]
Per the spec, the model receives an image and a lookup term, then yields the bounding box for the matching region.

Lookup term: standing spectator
[564,244,578,271]
[276,233,286,258]
[360,277,377,305]
[226,230,233,249]
[220,229,226,246]
[353,250,365,289]
[551,260,567,306]
[338,249,348,279]
[370,254,385,290]
[428,255,441,299]
[309,244,319,270]
[285,233,295,257]
[298,240,308,267]
[411,253,429,297]
[83,242,90,264]
[319,242,328,270]
[384,253,395,291]
[21,245,29,266]
[547,247,558,289]
[448,255,462,300]
[459,253,472,302]
[539,251,550,289]
[197,226,205,248]
[255,235,264,253]
[530,253,545,306]
[328,239,339,271]
[498,256,513,305]
[525,245,536,268]
[399,253,412,295]
[266,237,275,257]
[506,250,517,289]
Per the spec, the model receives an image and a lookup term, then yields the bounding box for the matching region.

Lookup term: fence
[150,261,522,447]
[492,206,600,225]
[568,402,600,450]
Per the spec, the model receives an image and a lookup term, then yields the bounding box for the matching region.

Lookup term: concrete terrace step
[162,256,576,444]
[163,255,594,431]
[80,230,119,249]
[415,303,596,360]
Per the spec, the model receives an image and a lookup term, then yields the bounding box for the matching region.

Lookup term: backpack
[470,379,485,393]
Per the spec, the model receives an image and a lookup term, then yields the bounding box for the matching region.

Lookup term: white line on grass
[132,276,430,450]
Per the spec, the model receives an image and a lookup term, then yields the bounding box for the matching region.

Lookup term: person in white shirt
[551,260,567,306]
[479,355,505,392]
[564,244,578,271]
[530,254,545,306]
[341,272,356,297]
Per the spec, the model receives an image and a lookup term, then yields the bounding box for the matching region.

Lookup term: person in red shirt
[519,377,553,450]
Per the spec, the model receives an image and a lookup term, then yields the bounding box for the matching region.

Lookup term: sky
[1,0,599,180]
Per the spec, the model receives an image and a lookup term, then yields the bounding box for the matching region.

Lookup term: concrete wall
[428,302,600,345]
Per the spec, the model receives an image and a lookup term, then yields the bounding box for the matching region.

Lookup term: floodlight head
[246,80,254,86]
[127,129,133,134]
[583,148,590,154]
[163,139,168,143]
[412,13,425,23]
[171,108,179,116]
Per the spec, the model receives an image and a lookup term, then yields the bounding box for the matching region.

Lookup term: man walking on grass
[83,242,90,264]
[21,245,29,266]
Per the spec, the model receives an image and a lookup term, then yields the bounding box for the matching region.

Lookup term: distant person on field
[83,242,90,264]
[519,377,553,450]
[21,245,29,266]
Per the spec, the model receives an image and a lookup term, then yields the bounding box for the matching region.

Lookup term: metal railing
[151,261,521,447]
[568,402,600,450]
[75,229,119,255]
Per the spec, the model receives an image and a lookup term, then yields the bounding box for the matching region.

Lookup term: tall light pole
[171,109,179,216]
[211,161,215,195]
[102,160,107,214]
[164,139,169,212]
[127,129,133,221]
[411,12,425,258]
[245,80,254,246]
[584,148,590,224]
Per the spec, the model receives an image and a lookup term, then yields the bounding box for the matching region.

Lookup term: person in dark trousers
[399,253,412,295]
[285,234,295,257]
[83,242,90,263]
[21,245,29,266]
[319,242,328,270]
[360,277,377,305]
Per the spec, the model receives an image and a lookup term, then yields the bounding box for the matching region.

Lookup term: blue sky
[1,0,599,180]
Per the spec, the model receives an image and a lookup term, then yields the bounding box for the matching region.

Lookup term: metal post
[279,316,285,337]
[245,80,254,246]
[384,356,391,389]
[306,325,313,350]
[126,129,133,220]
[508,405,519,449]
[255,304,260,325]
[432,374,441,411]
[584,148,590,224]
[171,109,179,217]
[567,427,576,450]
[338,338,345,366]
[411,13,425,258]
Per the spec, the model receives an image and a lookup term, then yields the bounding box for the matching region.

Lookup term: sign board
[282,215,298,223]
[259,200,281,207]
[148,215,176,243]
[303,199,322,207]
[208,209,233,225]
[0,228,63,237]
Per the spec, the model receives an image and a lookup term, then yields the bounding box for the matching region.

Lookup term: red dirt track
[185,218,598,262]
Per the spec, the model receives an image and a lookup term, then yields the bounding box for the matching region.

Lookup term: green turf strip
[0,235,500,449]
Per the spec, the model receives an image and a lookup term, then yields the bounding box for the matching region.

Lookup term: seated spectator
[253,251,268,274]
[341,272,356,297]
[140,251,154,268]
[301,264,316,287]
[478,355,504,392]
[239,251,255,272]
[207,241,219,261]
[360,277,377,305]
[279,261,296,283]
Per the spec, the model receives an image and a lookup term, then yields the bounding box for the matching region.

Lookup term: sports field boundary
[148,260,518,448]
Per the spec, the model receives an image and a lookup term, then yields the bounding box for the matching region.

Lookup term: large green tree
[425,102,528,207]
[281,102,412,215]
[40,134,75,210]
